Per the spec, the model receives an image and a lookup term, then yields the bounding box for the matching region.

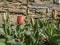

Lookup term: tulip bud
[17,16,24,25]
[31,18,35,26]
[52,9,57,19]
[3,12,8,22]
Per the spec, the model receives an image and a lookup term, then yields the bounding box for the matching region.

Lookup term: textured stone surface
[0,0,59,24]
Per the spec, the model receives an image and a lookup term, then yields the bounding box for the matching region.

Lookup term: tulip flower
[3,12,9,22]
[52,9,57,19]
[17,16,24,25]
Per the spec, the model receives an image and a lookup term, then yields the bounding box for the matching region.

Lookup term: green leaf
[0,39,6,45]
[7,39,16,44]
[53,34,60,39]
[0,42,6,45]
[0,28,5,35]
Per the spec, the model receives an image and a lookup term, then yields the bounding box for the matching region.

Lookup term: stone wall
[0,0,59,24]
[0,0,27,24]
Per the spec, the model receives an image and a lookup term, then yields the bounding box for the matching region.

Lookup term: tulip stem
[17,24,24,43]
[4,21,9,45]
[17,24,21,40]
[4,21,8,38]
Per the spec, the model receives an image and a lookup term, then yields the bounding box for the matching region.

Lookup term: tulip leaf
[0,28,5,35]
[0,39,6,45]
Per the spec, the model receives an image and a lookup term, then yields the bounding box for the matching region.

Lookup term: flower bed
[0,12,60,45]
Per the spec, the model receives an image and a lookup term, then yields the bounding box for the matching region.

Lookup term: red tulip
[17,16,24,25]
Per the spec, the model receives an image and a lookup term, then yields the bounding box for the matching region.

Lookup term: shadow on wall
[53,0,60,4]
